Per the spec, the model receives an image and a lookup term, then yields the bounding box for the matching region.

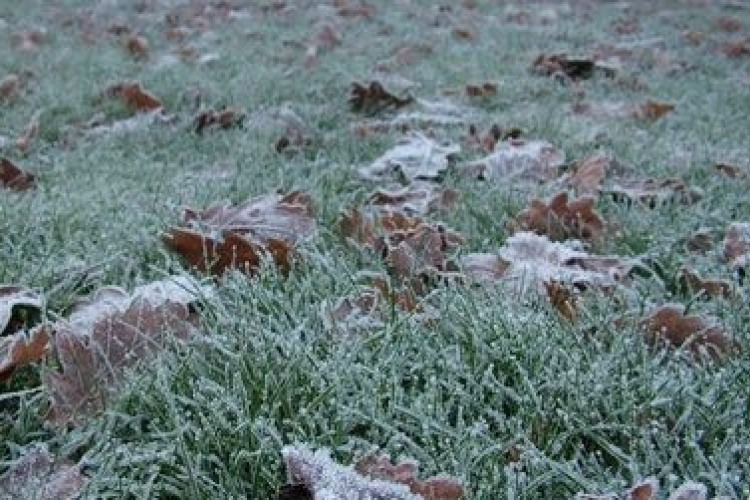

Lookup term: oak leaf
[0,157,36,191]
[514,191,605,242]
[359,133,460,183]
[368,184,459,216]
[124,35,149,59]
[460,139,564,184]
[1,286,46,381]
[349,81,414,114]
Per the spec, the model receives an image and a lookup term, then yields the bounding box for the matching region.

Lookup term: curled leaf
[349,81,414,114]
[606,178,702,208]
[368,184,459,216]
[359,133,461,183]
[105,81,163,112]
[194,108,245,134]
[678,267,735,299]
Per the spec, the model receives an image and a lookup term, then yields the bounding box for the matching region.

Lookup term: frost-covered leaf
[532,54,615,81]
[678,267,735,299]
[723,222,750,267]
[514,191,605,242]
[460,139,565,185]
[668,481,707,500]
[194,107,245,134]
[567,153,610,194]
[349,81,414,115]
[14,110,40,152]
[281,444,463,500]
[606,178,702,208]
[0,446,86,500]
[0,157,36,191]
[642,304,739,361]
[359,133,461,183]
[0,286,42,336]
[368,184,459,216]
[0,286,46,380]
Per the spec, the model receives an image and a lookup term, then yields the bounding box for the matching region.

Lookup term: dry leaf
[714,16,742,33]
[281,444,463,500]
[720,40,750,58]
[124,35,149,59]
[15,110,41,152]
[0,157,36,191]
[642,304,739,361]
[349,81,414,114]
[678,267,735,299]
[275,483,313,500]
[105,81,163,112]
[568,153,609,194]
[723,222,750,269]
[0,74,21,101]
[465,83,497,98]
[577,478,658,500]
[0,287,46,381]
[465,124,523,153]
[532,54,615,81]
[631,100,675,121]
[463,232,633,293]
[606,178,702,208]
[452,28,475,42]
[0,446,86,500]
[545,281,578,321]
[714,163,745,178]
[368,184,459,216]
[460,139,564,184]
[359,133,460,183]
[667,482,707,500]
[194,108,245,134]
[44,278,206,425]
[514,191,605,242]
[685,229,713,254]
[12,28,46,52]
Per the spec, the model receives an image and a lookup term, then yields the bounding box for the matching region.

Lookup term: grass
[1,0,750,498]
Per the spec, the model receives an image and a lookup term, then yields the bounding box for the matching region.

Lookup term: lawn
[1,1,749,498]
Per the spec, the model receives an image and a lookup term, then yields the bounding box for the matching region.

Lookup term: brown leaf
[606,178,702,208]
[461,253,511,281]
[369,184,459,216]
[349,81,414,114]
[668,482,707,500]
[15,110,41,152]
[12,28,46,52]
[124,35,149,59]
[678,267,735,299]
[0,326,49,383]
[631,100,675,121]
[452,28,475,42]
[545,281,578,321]
[0,286,46,381]
[0,446,86,500]
[105,81,163,112]
[275,484,313,500]
[569,153,609,194]
[0,157,36,191]
[720,40,750,58]
[44,281,203,425]
[460,139,564,184]
[0,74,21,101]
[642,305,739,361]
[714,162,745,178]
[515,191,605,241]
[714,16,742,33]
[685,229,713,254]
[723,222,750,265]
[194,108,245,134]
[465,82,498,98]
[282,444,463,500]
[532,54,615,81]
[682,30,705,45]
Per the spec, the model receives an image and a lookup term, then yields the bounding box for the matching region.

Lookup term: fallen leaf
[0,74,21,100]
[642,304,739,361]
[0,286,46,381]
[545,280,578,321]
[465,124,523,153]
[577,478,659,500]
[452,28,475,42]
[349,81,414,114]
[369,184,459,216]
[0,446,86,500]
[281,444,463,500]
[0,157,37,191]
[44,278,206,425]
[460,139,565,184]
[359,133,460,183]
[714,162,745,178]
[568,153,609,194]
[15,110,41,152]
[631,100,675,121]
[723,222,750,266]
[465,82,498,98]
[682,30,705,45]
[667,482,707,500]
[275,483,313,500]
[124,35,149,59]
[376,44,433,71]
[685,229,713,253]
[606,178,702,208]
[678,267,735,299]
[105,81,163,112]
[194,107,245,134]
[720,40,750,58]
[463,232,633,293]
[0,326,49,383]
[714,16,742,33]
[532,54,615,81]
[514,191,605,242]
[12,28,46,52]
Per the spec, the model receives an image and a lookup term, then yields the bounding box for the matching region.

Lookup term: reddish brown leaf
[0,446,86,500]
[632,100,675,121]
[0,74,20,100]
[44,284,202,425]
[606,178,702,208]
[356,455,464,500]
[720,40,750,58]
[349,81,414,114]
[0,326,49,383]
[105,81,163,112]
[124,35,149,59]
[452,28,475,42]
[514,191,605,241]
[545,281,578,321]
[194,108,245,134]
[642,305,739,361]
[0,286,45,381]
[0,157,36,191]
[369,184,459,216]
[461,253,511,281]
[678,267,734,299]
